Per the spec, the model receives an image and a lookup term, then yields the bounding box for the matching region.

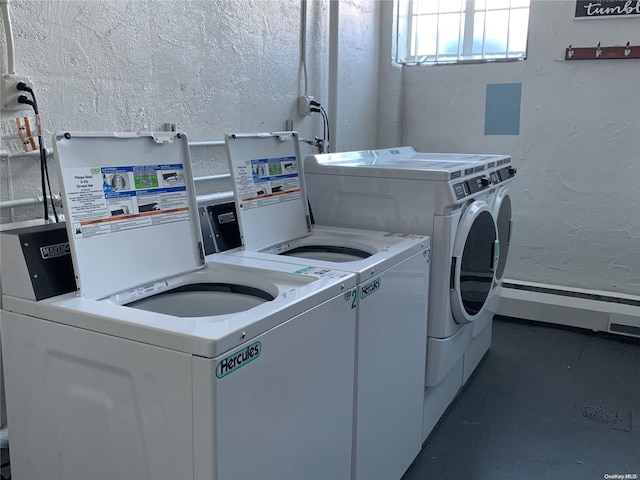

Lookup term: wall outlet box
[1,74,34,112]
[298,95,315,116]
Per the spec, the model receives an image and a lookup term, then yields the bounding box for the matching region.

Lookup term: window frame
[395,0,531,66]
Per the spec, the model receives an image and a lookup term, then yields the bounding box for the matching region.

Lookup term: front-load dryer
[379,149,517,384]
[222,132,430,480]
[462,163,515,381]
[0,132,358,480]
[303,146,516,442]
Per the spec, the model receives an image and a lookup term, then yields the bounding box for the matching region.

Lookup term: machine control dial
[481,177,491,187]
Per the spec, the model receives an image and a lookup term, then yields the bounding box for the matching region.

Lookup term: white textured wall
[393,1,640,296]
[1,0,381,223]
[377,0,403,148]
[332,0,381,151]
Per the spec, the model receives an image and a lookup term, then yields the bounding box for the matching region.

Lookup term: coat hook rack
[565,42,640,60]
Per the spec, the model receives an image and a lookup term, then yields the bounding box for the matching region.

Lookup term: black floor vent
[610,323,640,337]
[573,400,631,432]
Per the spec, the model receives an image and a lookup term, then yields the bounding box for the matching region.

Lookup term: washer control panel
[451,162,517,201]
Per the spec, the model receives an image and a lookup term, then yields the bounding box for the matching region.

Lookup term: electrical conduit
[1,0,15,74]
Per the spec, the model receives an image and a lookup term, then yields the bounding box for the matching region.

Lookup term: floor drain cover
[573,400,632,432]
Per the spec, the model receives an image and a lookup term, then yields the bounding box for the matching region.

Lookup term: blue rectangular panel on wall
[485,83,522,135]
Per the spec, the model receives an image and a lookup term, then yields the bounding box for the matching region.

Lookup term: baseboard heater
[498,280,640,339]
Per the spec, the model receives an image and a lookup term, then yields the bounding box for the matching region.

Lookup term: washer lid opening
[127,283,275,317]
[281,245,371,263]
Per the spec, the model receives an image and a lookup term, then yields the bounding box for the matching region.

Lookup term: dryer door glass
[495,193,512,281]
[460,211,497,315]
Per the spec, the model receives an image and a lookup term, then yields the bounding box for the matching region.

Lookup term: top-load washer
[303,146,516,441]
[221,132,430,480]
[0,132,359,480]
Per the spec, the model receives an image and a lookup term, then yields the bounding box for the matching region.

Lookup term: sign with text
[575,0,640,18]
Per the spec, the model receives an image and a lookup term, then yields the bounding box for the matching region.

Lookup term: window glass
[486,0,511,10]
[484,9,509,55]
[508,8,530,54]
[438,13,462,57]
[440,0,464,14]
[415,15,438,58]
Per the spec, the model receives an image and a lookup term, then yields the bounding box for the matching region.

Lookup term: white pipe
[0,191,235,210]
[300,0,309,96]
[1,142,224,158]
[0,148,54,159]
[193,173,230,183]
[0,140,230,210]
[196,192,234,206]
[328,0,340,152]
[188,141,225,147]
[0,194,61,210]
[1,0,16,74]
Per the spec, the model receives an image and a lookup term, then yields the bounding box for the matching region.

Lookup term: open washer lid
[54,132,205,299]
[226,132,312,251]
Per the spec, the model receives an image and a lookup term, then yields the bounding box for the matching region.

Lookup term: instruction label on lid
[233,156,301,210]
[294,266,351,279]
[384,232,425,240]
[62,163,190,240]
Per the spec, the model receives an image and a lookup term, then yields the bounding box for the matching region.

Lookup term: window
[395,0,530,65]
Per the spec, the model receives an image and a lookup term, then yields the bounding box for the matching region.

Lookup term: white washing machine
[0,132,359,480]
[222,132,430,480]
[303,146,516,441]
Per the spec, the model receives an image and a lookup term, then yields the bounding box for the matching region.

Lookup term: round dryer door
[494,188,512,282]
[450,201,498,324]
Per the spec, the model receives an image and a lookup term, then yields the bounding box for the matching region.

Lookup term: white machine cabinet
[224,133,431,480]
[0,132,358,480]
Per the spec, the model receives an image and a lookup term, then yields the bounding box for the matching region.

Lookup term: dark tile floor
[402,316,640,480]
